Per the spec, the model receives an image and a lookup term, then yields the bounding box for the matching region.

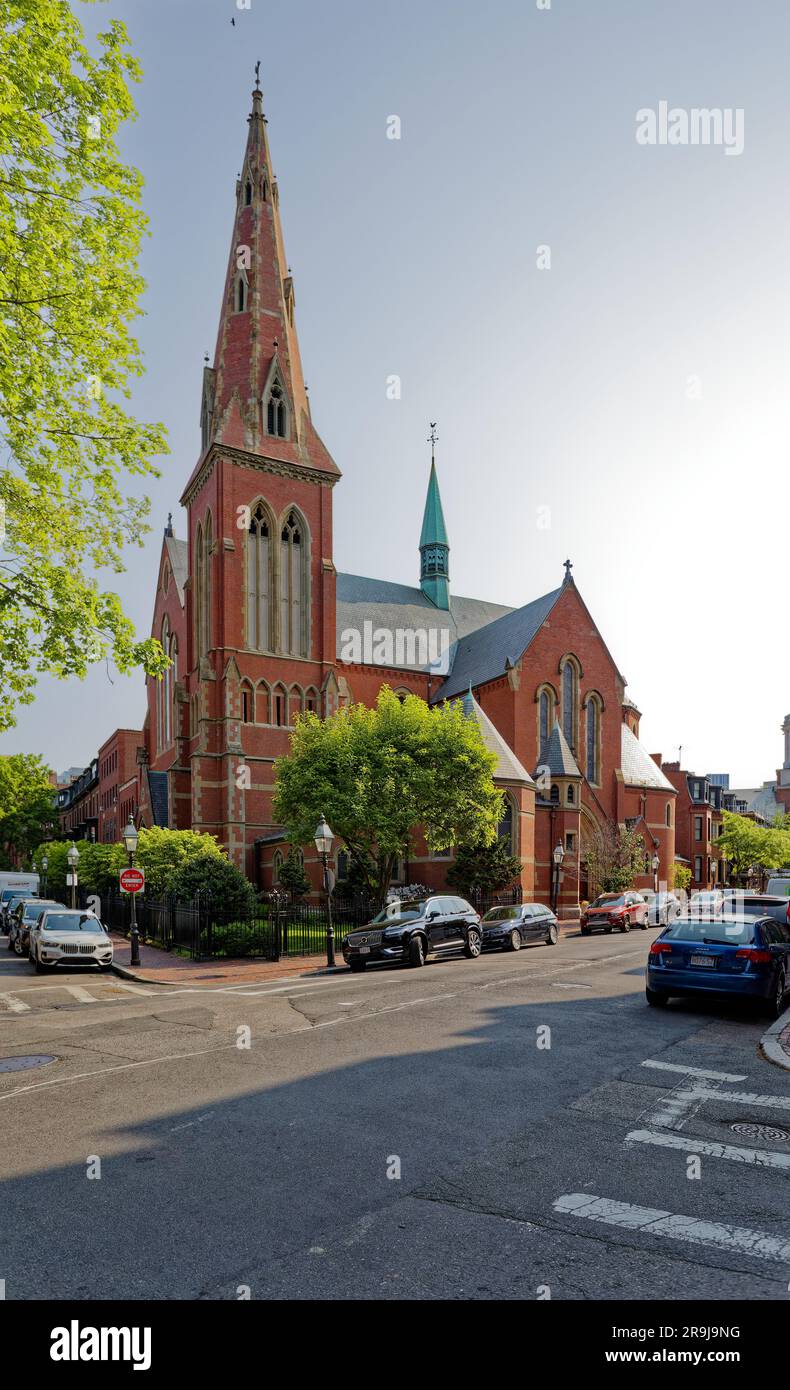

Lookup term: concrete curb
[760,1007,790,1072]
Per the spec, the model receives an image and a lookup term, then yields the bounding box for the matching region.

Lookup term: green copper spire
[419,423,450,609]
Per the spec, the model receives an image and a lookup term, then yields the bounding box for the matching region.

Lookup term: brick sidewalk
[110,918,581,986]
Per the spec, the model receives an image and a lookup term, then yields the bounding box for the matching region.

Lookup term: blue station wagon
[646,913,790,1018]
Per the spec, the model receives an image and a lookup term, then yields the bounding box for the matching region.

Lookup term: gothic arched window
[194,523,204,660]
[266,381,287,438]
[560,656,580,751]
[201,512,212,656]
[498,796,515,854]
[247,503,273,651]
[244,180,252,206]
[241,682,253,724]
[539,690,550,754]
[586,697,600,784]
[280,511,308,656]
[159,618,170,749]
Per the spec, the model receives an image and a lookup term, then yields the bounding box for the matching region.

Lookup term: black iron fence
[86,884,525,963]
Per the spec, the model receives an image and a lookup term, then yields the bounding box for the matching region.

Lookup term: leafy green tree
[276,847,311,901]
[0,753,56,861]
[717,813,790,884]
[0,0,169,729]
[583,821,646,894]
[274,687,503,905]
[671,862,692,892]
[446,839,521,899]
[169,850,256,919]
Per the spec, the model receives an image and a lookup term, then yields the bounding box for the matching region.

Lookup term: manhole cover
[0,1054,57,1073]
[730,1122,790,1142]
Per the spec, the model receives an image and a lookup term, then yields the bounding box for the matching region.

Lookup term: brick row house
[60,78,678,915]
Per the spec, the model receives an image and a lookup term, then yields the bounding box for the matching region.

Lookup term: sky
[2,0,789,788]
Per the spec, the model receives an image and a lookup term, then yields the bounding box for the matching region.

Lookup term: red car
[581,891,649,935]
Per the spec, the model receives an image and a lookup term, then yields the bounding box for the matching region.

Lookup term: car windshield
[370,900,426,925]
[592,894,625,908]
[24,901,60,922]
[664,918,757,946]
[483,906,521,922]
[42,913,104,934]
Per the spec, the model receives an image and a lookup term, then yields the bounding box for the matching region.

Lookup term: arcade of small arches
[239,679,321,729]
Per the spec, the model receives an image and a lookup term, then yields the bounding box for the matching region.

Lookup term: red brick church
[129,79,677,914]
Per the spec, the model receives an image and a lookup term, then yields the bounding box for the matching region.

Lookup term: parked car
[342,895,482,971]
[646,913,790,1018]
[7,899,64,956]
[481,902,559,951]
[28,908,113,973]
[725,894,790,931]
[580,891,649,935]
[1,890,38,934]
[689,889,725,916]
[640,890,682,927]
[766,876,790,899]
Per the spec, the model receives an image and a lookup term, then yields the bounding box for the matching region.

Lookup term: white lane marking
[111,982,156,997]
[641,1059,747,1082]
[625,1129,790,1170]
[0,993,29,1014]
[64,985,96,1004]
[552,981,592,990]
[0,1044,240,1101]
[553,1193,790,1263]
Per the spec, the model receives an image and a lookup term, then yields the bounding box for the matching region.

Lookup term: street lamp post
[552,841,565,916]
[41,854,48,898]
[123,816,141,968]
[652,852,660,893]
[314,814,335,968]
[67,843,79,910]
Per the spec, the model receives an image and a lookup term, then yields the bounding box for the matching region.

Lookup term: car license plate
[357,946,370,955]
[690,954,716,968]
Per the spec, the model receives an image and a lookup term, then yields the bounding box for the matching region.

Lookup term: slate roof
[536,720,582,779]
[147,770,169,827]
[433,587,563,700]
[336,573,512,674]
[620,723,675,790]
[459,690,535,786]
[165,537,188,606]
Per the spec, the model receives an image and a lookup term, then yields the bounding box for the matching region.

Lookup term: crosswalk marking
[64,985,97,1004]
[553,1193,790,1263]
[111,982,155,997]
[625,1128,790,1170]
[641,1059,746,1082]
[0,993,29,1014]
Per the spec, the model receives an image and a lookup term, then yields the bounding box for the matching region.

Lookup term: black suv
[342,895,482,972]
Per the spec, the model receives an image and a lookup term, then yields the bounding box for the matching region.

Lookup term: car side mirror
[426,910,438,920]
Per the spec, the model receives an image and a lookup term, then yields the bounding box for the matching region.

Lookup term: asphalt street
[1,927,788,1301]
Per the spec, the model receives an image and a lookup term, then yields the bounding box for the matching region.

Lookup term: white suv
[29,909,113,973]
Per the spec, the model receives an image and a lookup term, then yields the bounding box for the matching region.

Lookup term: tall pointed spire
[419,423,450,609]
[188,70,338,484]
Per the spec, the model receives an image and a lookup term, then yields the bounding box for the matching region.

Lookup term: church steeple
[419,425,450,609]
[188,70,338,482]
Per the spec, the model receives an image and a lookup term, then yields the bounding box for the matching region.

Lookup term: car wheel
[463,927,482,959]
[35,955,49,974]
[766,968,787,1020]
[646,986,669,1007]
[545,924,559,946]
[580,926,591,936]
[620,917,631,933]
[348,958,366,973]
[605,927,613,934]
[506,928,521,952]
[13,935,24,956]
[6,932,14,951]
[408,935,425,968]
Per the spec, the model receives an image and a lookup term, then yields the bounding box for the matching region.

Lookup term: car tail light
[786,902,790,925]
[735,949,772,964]
[649,941,672,955]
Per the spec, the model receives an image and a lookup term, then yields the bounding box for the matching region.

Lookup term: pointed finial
[254,60,261,91]
[563,558,573,584]
[204,351,209,365]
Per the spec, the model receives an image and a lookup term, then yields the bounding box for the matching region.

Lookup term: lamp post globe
[314,815,336,967]
[41,854,48,896]
[652,852,660,892]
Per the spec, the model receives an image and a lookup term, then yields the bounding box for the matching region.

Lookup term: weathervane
[428,421,438,466]
[254,60,261,91]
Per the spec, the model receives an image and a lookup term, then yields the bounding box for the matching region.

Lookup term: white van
[766,876,790,898]
[0,873,40,933]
